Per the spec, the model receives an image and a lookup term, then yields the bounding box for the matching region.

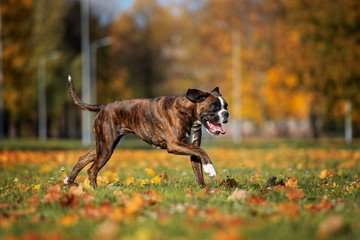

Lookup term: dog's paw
[203,164,216,177]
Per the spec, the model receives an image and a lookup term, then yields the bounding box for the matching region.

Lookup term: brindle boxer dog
[64,76,230,188]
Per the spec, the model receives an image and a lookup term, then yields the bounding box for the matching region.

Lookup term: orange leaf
[69,185,84,196]
[44,184,63,203]
[246,195,266,205]
[110,208,124,222]
[59,214,79,226]
[143,189,165,202]
[125,192,145,215]
[319,169,336,179]
[305,197,333,213]
[285,176,298,188]
[287,188,304,201]
[59,193,79,209]
[279,202,299,219]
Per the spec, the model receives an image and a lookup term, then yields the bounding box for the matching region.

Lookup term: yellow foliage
[150,175,162,184]
[125,193,145,215]
[145,168,155,176]
[126,177,136,186]
[32,184,41,191]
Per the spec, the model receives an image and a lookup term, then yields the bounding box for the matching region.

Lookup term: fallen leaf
[125,192,145,215]
[279,202,299,219]
[145,168,155,176]
[32,184,41,191]
[158,172,169,181]
[59,214,79,226]
[246,195,267,205]
[81,191,95,204]
[44,184,63,203]
[110,208,124,222]
[59,193,79,208]
[143,189,165,202]
[150,175,162,184]
[227,189,249,201]
[220,178,238,188]
[126,177,135,186]
[319,169,336,179]
[287,188,304,201]
[305,197,333,213]
[285,176,298,188]
[69,185,84,196]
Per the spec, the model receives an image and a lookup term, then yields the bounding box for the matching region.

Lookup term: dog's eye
[210,103,220,110]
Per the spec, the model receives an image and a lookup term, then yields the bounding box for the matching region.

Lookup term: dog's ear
[211,87,220,95]
[186,89,211,103]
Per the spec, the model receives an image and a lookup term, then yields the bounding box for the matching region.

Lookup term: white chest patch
[218,96,228,123]
[187,121,202,144]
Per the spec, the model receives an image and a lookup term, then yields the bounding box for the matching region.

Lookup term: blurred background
[1,0,360,147]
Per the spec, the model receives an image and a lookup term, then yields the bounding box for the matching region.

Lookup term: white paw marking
[203,164,216,177]
[68,75,72,82]
[63,176,69,184]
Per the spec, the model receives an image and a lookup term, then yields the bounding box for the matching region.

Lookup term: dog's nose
[222,111,229,119]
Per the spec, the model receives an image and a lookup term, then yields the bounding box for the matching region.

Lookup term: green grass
[2,136,360,150]
[0,140,359,239]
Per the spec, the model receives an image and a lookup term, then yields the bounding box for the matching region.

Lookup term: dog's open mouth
[206,121,226,135]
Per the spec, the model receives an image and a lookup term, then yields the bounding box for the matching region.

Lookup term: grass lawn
[0,138,359,239]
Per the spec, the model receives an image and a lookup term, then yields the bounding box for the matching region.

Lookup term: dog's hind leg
[87,120,122,188]
[64,148,96,184]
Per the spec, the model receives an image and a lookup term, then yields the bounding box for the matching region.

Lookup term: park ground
[0,138,359,239]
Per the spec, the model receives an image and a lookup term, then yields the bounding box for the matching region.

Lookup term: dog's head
[186,87,230,135]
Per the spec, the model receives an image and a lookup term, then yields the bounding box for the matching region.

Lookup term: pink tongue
[208,121,226,134]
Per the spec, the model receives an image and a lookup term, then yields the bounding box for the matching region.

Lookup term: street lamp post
[216,21,242,143]
[345,100,352,144]
[90,37,113,104]
[81,0,91,147]
[0,0,4,142]
[38,50,60,141]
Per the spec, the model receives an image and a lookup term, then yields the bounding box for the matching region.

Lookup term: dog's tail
[67,75,105,112]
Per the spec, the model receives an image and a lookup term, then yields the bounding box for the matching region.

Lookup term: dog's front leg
[167,141,216,178]
[189,130,205,186]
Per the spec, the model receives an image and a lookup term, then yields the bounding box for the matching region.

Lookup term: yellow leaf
[126,177,135,186]
[319,170,328,179]
[150,175,162,184]
[145,168,155,176]
[97,175,109,186]
[32,184,41,190]
[139,180,147,187]
[83,178,91,189]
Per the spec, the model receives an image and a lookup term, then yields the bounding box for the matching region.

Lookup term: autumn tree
[2,0,34,137]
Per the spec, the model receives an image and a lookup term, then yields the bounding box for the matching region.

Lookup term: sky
[91,0,187,24]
